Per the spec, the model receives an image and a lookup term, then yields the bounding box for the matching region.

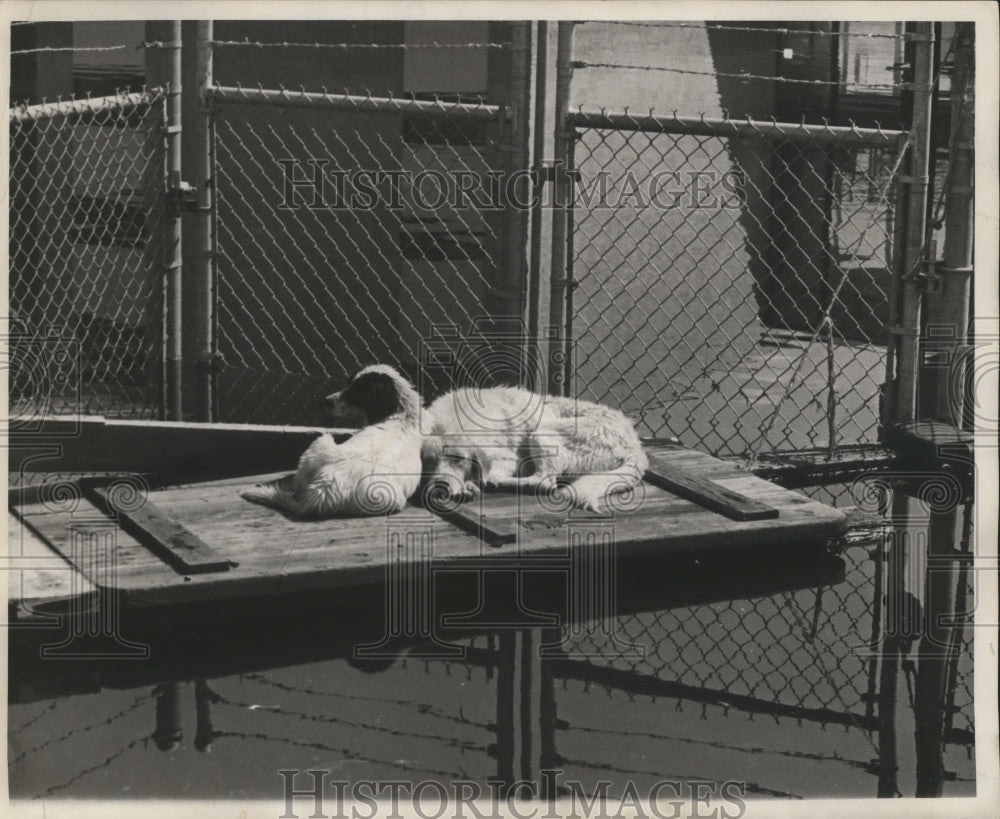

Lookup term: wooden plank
[8,416,353,478]
[82,482,237,575]
[15,498,491,609]
[644,451,779,521]
[6,514,96,621]
[421,493,519,547]
[12,445,848,612]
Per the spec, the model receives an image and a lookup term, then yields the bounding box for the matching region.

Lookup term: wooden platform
[8,441,847,621]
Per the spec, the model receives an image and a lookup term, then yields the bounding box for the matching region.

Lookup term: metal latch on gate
[166,175,201,215]
[917,257,942,292]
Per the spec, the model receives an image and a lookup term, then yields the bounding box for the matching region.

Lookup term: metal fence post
[194,21,216,421]
[914,21,975,799]
[506,22,533,372]
[483,22,532,385]
[548,21,575,397]
[527,21,549,391]
[880,22,935,796]
[148,21,184,420]
[933,22,974,425]
[892,22,935,425]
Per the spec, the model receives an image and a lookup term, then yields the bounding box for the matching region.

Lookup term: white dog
[421,386,648,512]
[241,365,422,517]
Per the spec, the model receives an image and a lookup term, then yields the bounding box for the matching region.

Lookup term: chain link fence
[8,91,168,420]
[562,114,907,459]
[209,87,508,424]
[558,541,879,728]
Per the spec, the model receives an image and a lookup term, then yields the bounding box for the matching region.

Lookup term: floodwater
[7,485,976,802]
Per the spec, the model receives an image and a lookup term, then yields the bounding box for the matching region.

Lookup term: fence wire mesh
[565,115,908,459]
[558,541,880,727]
[8,91,167,419]
[210,88,506,424]
[945,553,975,744]
[556,526,973,758]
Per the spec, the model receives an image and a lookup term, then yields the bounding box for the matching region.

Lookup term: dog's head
[325,365,420,426]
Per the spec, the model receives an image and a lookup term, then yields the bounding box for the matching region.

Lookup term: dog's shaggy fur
[240,365,422,517]
[422,386,648,512]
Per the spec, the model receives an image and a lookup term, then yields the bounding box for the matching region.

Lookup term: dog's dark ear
[345,372,399,424]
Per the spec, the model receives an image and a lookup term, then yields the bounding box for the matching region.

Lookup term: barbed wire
[209,38,509,50]
[10,44,134,55]
[10,40,178,56]
[38,737,145,798]
[596,21,908,40]
[11,39,512,56]
[9,693,152,766]
[576,60,904,91]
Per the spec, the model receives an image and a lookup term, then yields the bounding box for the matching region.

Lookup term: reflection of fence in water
[557,544,879,723]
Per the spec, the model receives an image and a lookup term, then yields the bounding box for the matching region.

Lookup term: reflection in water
[8,525,976,800]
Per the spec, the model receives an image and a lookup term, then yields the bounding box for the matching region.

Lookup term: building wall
[209,22,407,421]
[207,20,506,421]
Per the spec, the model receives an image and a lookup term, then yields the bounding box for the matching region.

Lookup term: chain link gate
[208,87,512,425]
[555,112,908,459]
[8,91,169,420]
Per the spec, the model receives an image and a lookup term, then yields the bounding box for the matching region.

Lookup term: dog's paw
[457,480,481,501]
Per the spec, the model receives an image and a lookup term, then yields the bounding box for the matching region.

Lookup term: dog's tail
[569,450,649,513]
[240,479,310,517]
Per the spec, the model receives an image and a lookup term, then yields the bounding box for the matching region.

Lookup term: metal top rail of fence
[8,89,163,121]
[206,84,501,118]
[566,108,908,146]
[573,61,910,92]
